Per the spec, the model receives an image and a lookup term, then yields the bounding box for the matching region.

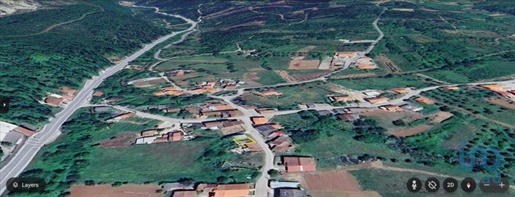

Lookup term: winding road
[0,6,199,195]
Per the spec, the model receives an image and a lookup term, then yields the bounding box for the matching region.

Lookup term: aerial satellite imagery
[0,0,515,196]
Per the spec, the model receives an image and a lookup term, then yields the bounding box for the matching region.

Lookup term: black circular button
[443,178,459,193]
[425,177,440,192]
[461,177,476,193]
[407,177,422,192]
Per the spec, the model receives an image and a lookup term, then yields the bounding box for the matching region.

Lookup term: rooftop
[282,156,316,172]
[251,116,268,125]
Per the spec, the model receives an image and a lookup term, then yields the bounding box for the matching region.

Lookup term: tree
[392,119,406,126]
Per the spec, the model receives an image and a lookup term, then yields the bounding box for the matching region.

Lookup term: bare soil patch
[391,8,414,12]
[69,184,162,197]
[302,170,361,192]
[428,111,454,123]
[288,60,320,70]
[243,72,262,86]
[300,170,381,197]
[485,97,515,109]
[99,132,139,148]
[274,70,297,83]
[132,78,166,87]
[388,124,433,137]
[297,46,316,53]
[291,71,331,81]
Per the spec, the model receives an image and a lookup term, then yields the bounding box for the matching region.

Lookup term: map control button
[461,177,476,193]
[479,177,509,193]
[407,177,422,192]
[425,177,440,192]
[443,178,458,193]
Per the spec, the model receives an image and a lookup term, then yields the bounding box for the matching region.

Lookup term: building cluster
[0,121,35,147]
[135,129,192,144]
[330,52,378,69]
[153,79,245,96]
[170,183,255,197]
[251,116,294,152]
[44,87,78,107]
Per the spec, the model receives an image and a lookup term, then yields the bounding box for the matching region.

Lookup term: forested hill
[0,0,173,127]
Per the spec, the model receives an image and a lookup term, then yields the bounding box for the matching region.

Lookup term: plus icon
[499,182,505,188]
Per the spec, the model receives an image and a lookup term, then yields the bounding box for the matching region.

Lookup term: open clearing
[275,70,297,83]
[98,132,138,148]
[69,184,162,197]
[132,78,166,87]
[301,170,381,197]
[388,124,433,137]
[288,59,320,70]
[375,54,402,73]
[297,45,317,53]
[243,72,262,86]
[485,97,515,109]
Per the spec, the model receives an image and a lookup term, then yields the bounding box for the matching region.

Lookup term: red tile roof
[14,126,35,136]
[283,156,316,172]
[171,131,182,142]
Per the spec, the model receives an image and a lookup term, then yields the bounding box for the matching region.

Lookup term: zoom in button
[6,178,46,193]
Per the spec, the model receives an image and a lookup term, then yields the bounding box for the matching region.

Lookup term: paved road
[0,9,198,195]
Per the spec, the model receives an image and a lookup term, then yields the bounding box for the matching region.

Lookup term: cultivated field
[288,60,320,70]
[69,184,162,197]
[302,170,382,197]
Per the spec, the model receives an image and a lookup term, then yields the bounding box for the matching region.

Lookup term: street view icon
[0,96,9,113]
[407,177,422,192]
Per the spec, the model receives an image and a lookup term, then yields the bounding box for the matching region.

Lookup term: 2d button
[443,178,458,193]
[461,177,476,193]
[406,177,422,192]
[0,96,9,113]
[425,177,440,192]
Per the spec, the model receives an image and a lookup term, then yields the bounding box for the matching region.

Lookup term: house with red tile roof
[250,116,268,125]
[282,156,317,172]
[153,134,169,143]
[169,131,182,142]
[93,91,104,96]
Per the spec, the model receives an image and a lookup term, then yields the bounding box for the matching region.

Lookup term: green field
[330,74,434,90]
[236,82,335,110]
[11,109,261,196]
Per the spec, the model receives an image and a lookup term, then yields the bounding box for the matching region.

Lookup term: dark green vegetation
[372,1,515,81]
[91,69,208,108]
[10,110,260,196]
[274,108,515,181]
[351,169,515,197]
[0,0,175,126]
